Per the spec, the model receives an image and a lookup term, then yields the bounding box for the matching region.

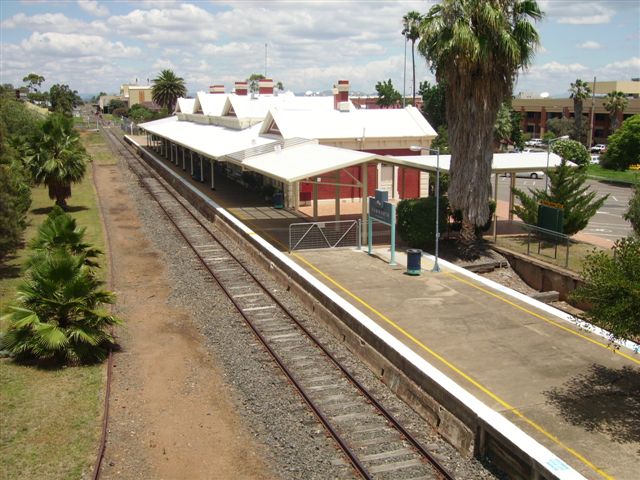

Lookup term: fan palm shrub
[1,250,121,364]
[26,206,102,268]
[27,113,87,209]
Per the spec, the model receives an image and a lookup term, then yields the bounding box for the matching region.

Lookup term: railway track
[101,127,455,480]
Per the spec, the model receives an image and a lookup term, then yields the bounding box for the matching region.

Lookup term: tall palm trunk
[446,69,496,255]
[574,98,583,141]
[411,40,416,106]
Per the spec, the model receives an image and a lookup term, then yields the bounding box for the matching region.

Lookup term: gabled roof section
[240,142,382,184]
[196,91,228,116]
[176,97,196,114]
[260,105,437,140]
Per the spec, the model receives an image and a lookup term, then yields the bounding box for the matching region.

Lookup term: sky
[1,0,639,98]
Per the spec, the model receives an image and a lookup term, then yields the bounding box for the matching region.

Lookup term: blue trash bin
[273,192,284,209]
[406,249,422,275]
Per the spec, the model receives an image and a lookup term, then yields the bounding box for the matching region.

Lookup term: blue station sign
[369,189,393,225]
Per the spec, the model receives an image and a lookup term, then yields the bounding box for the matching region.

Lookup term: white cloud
[1,12,109,35]
[578,41,602,49]
[77,0,109,17]
[540,1,616,24]
[528,61,588,76]
[601,57,640,79]
[108,4,219,45]
[16,32,141,58]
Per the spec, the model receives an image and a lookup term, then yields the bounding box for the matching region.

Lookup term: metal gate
[289,220,361,252]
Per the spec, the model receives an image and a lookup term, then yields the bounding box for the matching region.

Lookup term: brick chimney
[235,81,248,96]
[334,80,350,111]
[258,78,274,95]
[209,84,225,94]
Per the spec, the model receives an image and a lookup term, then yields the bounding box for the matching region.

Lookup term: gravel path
[118,151,499,479]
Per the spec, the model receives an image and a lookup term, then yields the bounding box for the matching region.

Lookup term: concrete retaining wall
[129,138,585,480]
[492,246,584,302]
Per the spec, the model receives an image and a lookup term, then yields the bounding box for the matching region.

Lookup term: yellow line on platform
[292,252,614,480]
[445,271,640,366]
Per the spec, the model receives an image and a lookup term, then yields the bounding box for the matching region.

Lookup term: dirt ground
[93,161,272,479]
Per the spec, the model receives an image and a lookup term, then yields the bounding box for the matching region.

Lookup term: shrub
[624,182,640,236]
[600,114,640,171]
[397,196,448,249]
[451,200,496,233]
[571,236,640,342]
[1,251,121,364]
[551,139,590,166]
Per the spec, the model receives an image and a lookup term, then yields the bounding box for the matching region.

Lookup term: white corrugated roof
[241,142,381,183]
[385,152,570,173]
[176,98,196,114]
[140,115,275,159]
[194,91,229,116]
[262,105,436,140]
[223,93,352,119]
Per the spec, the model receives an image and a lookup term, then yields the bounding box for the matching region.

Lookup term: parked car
[590,155,600,164]
[591,144,606,153]
[525,138,544,147]
[501,171,546,179]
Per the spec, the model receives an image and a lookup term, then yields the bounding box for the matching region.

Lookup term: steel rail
[104,128,455,480]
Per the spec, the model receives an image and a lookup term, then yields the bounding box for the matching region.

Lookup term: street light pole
[410,145,441,272]
[545,135,569,193]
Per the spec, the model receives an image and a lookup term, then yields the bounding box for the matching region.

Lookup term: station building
[140,79,437,216]
[513,79,640,143]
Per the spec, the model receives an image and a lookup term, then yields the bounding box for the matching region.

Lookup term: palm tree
[569,79,591,144]
[1,250,121,364]
[151,69,187,113]
[603,90,628,132]
[402,11,423,106]
[27,113,87,209]
[27,206,102,268]
[418,0,542,252]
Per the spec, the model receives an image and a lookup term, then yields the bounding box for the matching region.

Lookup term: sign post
[368,189,396,266]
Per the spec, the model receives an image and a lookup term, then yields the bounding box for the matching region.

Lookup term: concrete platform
[128,136,639,480]
[289,247,639,480]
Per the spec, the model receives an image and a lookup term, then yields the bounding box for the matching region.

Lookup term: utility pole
[587,76,596,148]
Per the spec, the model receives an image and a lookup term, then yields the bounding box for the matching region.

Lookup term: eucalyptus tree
[603,90,628,132]
[569,78,591,144]
[27,113,87,209]
[402,10,423,106]
[418,0,542,252]
[151,69,187,113]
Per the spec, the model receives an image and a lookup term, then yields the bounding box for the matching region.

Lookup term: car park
[591,144,606,153]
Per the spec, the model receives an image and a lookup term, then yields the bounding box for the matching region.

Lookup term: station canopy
[238,141,381,184]
[386,151,569,173]
[140,115,277,159]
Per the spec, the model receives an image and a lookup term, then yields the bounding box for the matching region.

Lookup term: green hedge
[397,196,449,249]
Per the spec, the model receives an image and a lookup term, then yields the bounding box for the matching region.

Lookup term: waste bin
[406,249,422,275]
[273,192,284,209]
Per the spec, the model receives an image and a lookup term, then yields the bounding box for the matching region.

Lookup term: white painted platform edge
[127,136,587,480]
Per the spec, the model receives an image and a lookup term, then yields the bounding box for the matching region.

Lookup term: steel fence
[289,220,361,252]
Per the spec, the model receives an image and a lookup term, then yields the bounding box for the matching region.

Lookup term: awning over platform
[240,142,381,183]
[386,151,569,173]
[140,115,276,159]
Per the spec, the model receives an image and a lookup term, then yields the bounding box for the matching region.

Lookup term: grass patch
[586,164,640,184]
[494,234,609,273]
[1,148,107,479]
[0,361,103,480]
[81,130,117,166]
